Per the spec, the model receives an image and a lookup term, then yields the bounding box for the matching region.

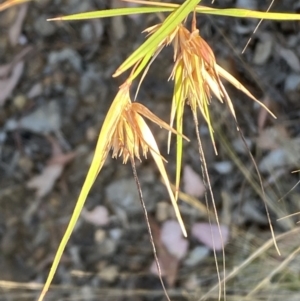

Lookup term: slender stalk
[192,112,225,301]
[130,156,171,301]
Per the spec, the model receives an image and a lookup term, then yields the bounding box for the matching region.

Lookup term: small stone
[5,119,18,131]
[98,265,118,283]
[236,0,257,9]
[80,66,101,95]
[27,83,43,99]
[253,37,273,65]
[232,138,253,154]
[184,246,209,267]
[18,156,33,173]
[86,127,97,142]
[278,47,300,72]
[18,34,28,45]
[242,201,268,225]
[183,274,199,290]
[34,15,56,37]
[13,94,26,110]
[285,73,300,102]
[94,229,106,244]
[155,202,171,222]
[285,73,300,91]
[48,48,82,72]
[0,131,7,143]
[109,228,123,241]
[259,148,286,172]
[79,286,93,301]
[81,23,94,42]
[105,178,141,214]
[19,101,61,134]
[213,161,233,174]
[96,238,116,255]
[83,94,97,104]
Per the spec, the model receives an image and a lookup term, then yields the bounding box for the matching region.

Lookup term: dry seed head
[172,24,227,112]
[111,99,187,163]
[109,87,187,236]
[93,82,187,236]
[172,21,275,123]
[169,21,275,152]
[144,23,180,49]
[111,102,150,163]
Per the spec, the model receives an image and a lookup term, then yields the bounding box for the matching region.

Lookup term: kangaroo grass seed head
[168,15,276,150]
[109,83,187,237]
[111,83,189,164]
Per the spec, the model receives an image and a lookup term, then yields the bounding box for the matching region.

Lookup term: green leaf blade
[47,7,173,21]
[196,7,300,20]
[114,0,202,77]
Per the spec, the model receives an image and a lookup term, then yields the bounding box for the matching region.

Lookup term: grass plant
[37,1,300,300]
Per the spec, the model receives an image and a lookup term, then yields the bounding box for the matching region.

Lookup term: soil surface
[1,1,300,301]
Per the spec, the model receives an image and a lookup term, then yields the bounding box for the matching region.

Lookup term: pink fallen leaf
[81,206,109,226]
[47,136,76,165]
[0,61,24,106]
[27,137,75,198]
[48,152,76,165]
[191,223,229,251]
[183,165,205,198]
[148,218,179,286]
[256,125,289,151]
[150,253,179,287]
[161,220,189,260]
[27,164,63,198]
[0,64,12,77]
[27,82,43,99]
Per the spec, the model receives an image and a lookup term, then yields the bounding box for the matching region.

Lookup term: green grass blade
[114,0,201,77]
[130,50,155,82]
[47,7,174,21]
[37,154,107,301]
[127,1,300,21]
[174,64,185,201]
[37,90,128,301]
[195,7,300,20]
